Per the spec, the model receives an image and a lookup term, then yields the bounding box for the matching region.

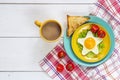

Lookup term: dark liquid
[41,22,61,40]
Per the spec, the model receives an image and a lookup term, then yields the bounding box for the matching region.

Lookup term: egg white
[78,31,103,55]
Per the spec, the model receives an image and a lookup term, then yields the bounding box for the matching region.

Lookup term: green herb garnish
[78,29,89,38]
[77,43,83,52]
[98,42,104,52]
[86,51,96,58]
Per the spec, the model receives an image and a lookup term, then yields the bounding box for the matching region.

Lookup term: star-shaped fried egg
[78,31,103,55]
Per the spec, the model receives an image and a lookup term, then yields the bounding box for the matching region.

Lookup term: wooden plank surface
[0,0,97,3]
[0,1,96,79]
[0,4,94,71]
[0,4,93,37]
[0,38,61,71]
[0,72,52,80]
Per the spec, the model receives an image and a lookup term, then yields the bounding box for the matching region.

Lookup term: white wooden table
[0,0,97,80]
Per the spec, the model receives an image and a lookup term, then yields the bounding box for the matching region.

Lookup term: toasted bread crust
[67,15,89,37]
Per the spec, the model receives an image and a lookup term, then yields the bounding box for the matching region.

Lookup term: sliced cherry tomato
[66,63,74,71]
[91,24,99,33]
[58,51,66,58]
[97,30,106,38]
[56,64,64,72]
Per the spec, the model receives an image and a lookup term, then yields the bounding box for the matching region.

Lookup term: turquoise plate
[64,16,115,67]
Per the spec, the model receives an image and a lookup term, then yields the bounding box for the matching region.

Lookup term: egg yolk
[84,37,96,49]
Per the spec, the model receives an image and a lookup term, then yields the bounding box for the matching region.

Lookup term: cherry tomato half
[56,64,64,72]
[58,51,66,58]
[91,24,99,33]
[97,30,106,38]
[66,63,74,71]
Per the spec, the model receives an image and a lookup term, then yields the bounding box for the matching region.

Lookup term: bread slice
[67,15,89,37]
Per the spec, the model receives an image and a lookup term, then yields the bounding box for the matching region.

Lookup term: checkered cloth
[40,42,89,80]
[40,0,120,80]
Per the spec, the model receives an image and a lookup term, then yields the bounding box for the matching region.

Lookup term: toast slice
[67,15,89,37]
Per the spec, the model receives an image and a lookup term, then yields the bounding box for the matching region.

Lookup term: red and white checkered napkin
[88,0,120,79]
[40,41,90,80]
[40,0,120,79]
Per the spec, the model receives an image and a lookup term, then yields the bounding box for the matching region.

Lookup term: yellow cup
[35,20,62,42]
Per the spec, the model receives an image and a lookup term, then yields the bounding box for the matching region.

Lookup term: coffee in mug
[35,20,62,42]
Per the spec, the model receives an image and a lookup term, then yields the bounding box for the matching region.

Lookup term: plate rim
[71,22,111,63]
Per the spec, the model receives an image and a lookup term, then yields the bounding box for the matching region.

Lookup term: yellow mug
[35,20,62,42]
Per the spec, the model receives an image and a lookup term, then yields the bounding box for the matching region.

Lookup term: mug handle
[34,20,42,28]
